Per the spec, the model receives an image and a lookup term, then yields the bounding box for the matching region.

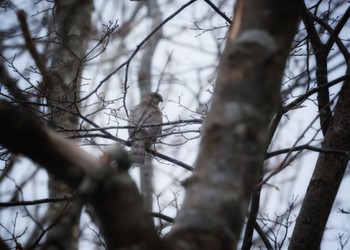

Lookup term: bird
[128,92,163,165]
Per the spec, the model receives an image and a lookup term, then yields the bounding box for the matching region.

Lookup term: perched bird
[128,92,163,165]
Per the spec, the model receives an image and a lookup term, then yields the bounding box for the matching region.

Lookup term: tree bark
[169,0,301,249]
[289,66,350,249]
[45,0,93,249]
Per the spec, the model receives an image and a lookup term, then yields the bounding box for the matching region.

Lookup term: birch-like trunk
[137,0,163,213]
[45,1,93,249]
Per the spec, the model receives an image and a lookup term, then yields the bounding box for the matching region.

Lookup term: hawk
[128,92,163,165]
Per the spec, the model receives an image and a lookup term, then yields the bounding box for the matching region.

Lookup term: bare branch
[203,0,232,24]
[0,100,163,249]
[0,197,72,208]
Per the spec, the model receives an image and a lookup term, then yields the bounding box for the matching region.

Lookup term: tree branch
[0,100,163,249]
[203,0,232,24]
[0,197,72,208]
[17,10,49,81]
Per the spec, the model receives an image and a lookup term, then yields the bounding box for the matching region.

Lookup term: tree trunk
[170,0,301,249]
[137,0,163,212]
[289,65,350,249]
[45,0,93,249]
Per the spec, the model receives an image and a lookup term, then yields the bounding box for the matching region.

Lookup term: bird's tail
[129,140,145,165]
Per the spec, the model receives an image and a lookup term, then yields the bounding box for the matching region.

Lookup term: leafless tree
[0,0,350,249]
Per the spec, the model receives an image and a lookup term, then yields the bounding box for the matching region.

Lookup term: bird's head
[146,92,163,105]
